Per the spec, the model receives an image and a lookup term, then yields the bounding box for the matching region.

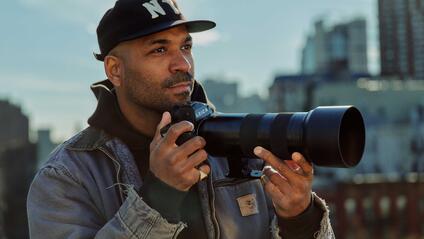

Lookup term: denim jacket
[27,126,335,239]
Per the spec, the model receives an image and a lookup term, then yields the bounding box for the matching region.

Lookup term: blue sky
[0,0,378,141]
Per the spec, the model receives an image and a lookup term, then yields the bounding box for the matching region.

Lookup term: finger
[263,164,287,181]
[152,112,171,145]
[185,166,208,186]
[292,152,313,177]
[178,136,206,157]
[179,168,200,191]
[198,164,211,181]
[254,146,297,181]
[261,176,287,206]
[179,163,210,189]
[163,121,194,145]
[198,164,211,176]
[181,149,208,170]
[263,165,279,174]
[284,160,302,172]
[264,168,291,193]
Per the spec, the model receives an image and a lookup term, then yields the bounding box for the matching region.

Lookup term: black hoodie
[88,79,210,238]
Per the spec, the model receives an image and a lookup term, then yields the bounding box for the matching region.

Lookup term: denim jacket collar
[65,127,111,151]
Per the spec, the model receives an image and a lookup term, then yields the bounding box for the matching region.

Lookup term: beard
[122,67,194,114]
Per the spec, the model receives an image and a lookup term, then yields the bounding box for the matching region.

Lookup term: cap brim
[183,20,216,33]
[94,20,216,61]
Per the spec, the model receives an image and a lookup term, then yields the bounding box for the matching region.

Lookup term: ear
[104,55,124,87]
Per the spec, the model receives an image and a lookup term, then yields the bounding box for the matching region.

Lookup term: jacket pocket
[212,178,272,239]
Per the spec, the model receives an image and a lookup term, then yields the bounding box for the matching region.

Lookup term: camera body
[161,101,215,145]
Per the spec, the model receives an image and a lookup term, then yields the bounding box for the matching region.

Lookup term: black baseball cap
[94,0,216,61]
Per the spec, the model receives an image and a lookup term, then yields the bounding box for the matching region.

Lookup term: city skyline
[1,0,378,140]
[2,2,424,237]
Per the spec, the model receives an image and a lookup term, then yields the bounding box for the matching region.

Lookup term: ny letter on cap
[142,0,180,19]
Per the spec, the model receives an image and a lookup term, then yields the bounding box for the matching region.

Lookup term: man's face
[117,25,195,113]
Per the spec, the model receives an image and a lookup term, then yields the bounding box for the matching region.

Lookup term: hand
[254,146,313,218]
[149,112,210,191]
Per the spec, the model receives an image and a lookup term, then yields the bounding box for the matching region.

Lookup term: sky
[0,0,378,141]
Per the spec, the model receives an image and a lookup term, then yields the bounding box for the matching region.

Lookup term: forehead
[137,25,191,45]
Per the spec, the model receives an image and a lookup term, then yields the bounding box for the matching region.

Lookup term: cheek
[139,61,169,81]
[125,62,158,85]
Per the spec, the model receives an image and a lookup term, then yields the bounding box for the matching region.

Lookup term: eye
[181,43,192,51]
[151,47,166,54]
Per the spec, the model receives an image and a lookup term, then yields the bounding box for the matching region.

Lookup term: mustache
[161,72,194,88]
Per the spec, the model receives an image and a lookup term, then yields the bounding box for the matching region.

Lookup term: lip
[167,81,192,94]
[169,81,192,88]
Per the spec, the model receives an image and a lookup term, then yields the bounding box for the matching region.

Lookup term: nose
[169,51,192,74]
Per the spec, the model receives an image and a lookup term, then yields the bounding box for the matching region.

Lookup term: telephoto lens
[166,102,366,168]
[199,105,365,168]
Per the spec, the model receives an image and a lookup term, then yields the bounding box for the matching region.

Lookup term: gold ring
[199,170,208,181]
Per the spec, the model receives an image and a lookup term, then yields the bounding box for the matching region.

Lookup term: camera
[161,101,365,173]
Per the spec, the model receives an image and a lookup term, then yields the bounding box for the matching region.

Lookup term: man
[27,0,334,238]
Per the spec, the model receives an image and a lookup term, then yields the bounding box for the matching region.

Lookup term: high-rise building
[0,100,29,149]
[201,79,267,113]
[347,19,369,74]
[0,99,36,239]
[1,143,36,239]
[301,18,368,77]
[378,0,424,80]
[411,1,424,80]
[314,20,329,74]
[36,129,58,169]
[301,36,316,74]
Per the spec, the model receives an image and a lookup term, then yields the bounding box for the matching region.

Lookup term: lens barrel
[198,106,365,168]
